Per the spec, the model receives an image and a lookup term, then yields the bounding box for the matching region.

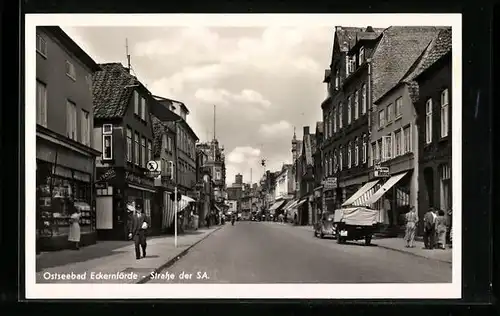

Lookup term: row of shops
[36,134,212,251]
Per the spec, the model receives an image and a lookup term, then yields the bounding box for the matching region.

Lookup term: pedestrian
[128,205,149,260]
[404,206,418,248]
[436,210,447,249]
[68,202,81,250]
[423,208,436,249]
[432,208,439,248]
[294,213,297,225]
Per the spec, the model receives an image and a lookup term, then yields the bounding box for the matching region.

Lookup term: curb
[137,225,223,284]
[375,244,452,264]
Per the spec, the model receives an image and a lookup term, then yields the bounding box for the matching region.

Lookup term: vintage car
[314,212,336,239]
[333,207,381,246]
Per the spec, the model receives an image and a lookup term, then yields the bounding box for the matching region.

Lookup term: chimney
[303,126,310,136]
[366,26,374,32]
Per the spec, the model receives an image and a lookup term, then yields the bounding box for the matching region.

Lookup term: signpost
[145,160,162,179]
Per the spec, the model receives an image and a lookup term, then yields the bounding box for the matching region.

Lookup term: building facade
[91,63,157,240]
[369,27,442,233]
[196,139,227,213]
[313,122,324,219]
[35,26,101,250]
[297,126,316,225]
[196,146,213,226]
[413,29,452,235]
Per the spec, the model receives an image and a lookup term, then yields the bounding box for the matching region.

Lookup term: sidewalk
[36,226,222,284]
[374,238,452,264]
[286,224,452,264]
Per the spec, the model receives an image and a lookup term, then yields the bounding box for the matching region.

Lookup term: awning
[341,180,379,207]
[269,200,287,211]
[294,199,308,209]
[282,199,296,211]
[352,186,378,207]
[178,195,195,211]
[365,172,408,205]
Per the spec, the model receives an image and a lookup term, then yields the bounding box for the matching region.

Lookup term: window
[441,89,449,138]
[382,135,392,161]
[361,84,367,114]
[354,90,359,120]
[354,138,359,166]
[147,140,152,162]
[377,140,383,163]
[333,108,337,133]
[425,99,433,144]
[379,109,385,128]
[80,110,90,146]
[36,34,47,56]
[403,126,411,153]
[339,146,343,170]
[134,91,140,115]
[371,142,377,164]
[362,135,367,163]
[126,128,133,162]
[167,136,172,152]
[162,134,167,152]
[359,47,365,64]
[141,97,146,120]
[65,61,76,80]
[141,137,146,167]
[395,130,402,157]
[333,151,337,173]
[395,97,402,118]
[102,124,113,160]
[36,80,47,127]
[347,96,352,124]
[440,164,451,212]
[387,103,393,123]
[347,142,352,169]
[134,132,140,165]
[335,70,339,88]
[66,100,77,140]
[323,155,328,176]
[338,102,343,129]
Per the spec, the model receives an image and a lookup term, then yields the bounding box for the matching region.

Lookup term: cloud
[194,88,271,108]
[259,120,292,137]
[227,146,261,164]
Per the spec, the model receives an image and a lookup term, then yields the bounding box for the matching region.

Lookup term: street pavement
[147,221,452,284]
[36,227,221,283]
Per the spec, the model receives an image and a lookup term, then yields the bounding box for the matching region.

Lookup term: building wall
[36,27,95,144]
[416,56,452,234]
[176,122,197,192]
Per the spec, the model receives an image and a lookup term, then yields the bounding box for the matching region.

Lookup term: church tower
[291,127,297,162]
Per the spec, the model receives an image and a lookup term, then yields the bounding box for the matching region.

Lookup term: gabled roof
[371,26,443,103]
[411,28,452,81]
[334,26,385,53]
[92,62,140,119]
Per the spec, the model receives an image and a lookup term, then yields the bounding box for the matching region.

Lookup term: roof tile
[372,26,443,103]
[92,63,137,119]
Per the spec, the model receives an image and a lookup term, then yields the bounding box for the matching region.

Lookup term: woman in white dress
[68,204,81,250]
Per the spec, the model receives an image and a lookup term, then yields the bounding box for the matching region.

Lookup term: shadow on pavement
[341,241,379,247]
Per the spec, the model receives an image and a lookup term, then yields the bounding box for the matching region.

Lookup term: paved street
[147,221,452,284]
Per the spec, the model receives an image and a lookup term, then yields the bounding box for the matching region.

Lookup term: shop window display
[36,161,94,238]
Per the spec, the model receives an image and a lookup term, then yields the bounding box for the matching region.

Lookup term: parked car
[333,207,381,246]
[314,212,336,239]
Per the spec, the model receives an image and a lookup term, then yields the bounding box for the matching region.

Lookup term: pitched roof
[335,26,385,52]
[92,63,139,119]
[371,26,443,103]
[409,28,452,81]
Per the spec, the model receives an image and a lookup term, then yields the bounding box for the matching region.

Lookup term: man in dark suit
[128,206,150,259]
[423,208,436,249]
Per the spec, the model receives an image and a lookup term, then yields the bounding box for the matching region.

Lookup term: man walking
[404,206,418,248]
[423,208,436,249]
[128,205,150,260]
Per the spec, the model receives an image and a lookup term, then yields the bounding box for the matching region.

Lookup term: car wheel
[314,231,318,238]
[365,236,372,246]
[320,231,324,239]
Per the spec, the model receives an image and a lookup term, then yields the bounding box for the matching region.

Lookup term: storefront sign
[125,171,154,187]
[374,166,390,178]
[97,168,116,183]
[324,177,337,189]
[95,182,108,190]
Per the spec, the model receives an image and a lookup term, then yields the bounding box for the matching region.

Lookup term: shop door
[96,196,113,229]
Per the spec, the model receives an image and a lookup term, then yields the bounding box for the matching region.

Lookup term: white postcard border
[25,13,462,299]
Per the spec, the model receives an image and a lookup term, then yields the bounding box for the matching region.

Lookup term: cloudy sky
[61,25,372,186]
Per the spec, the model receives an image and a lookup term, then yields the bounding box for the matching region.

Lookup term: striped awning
[341,180,379,207]
[365,172,408,205]
[269,200,287,211]
[351,186,378,207]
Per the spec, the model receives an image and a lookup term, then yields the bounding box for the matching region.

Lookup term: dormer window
[359,46,365,65]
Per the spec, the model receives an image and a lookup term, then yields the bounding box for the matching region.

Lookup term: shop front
[94,167,156,240]
[36,136,99,251]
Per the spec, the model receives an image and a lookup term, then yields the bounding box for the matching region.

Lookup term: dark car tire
[365,235,372,246]
[320,231,324,239]
[314,230,318,238]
